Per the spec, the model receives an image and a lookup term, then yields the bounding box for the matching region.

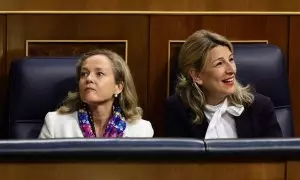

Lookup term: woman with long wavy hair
[165,29,282,139]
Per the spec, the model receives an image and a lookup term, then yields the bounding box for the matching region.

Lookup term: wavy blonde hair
[57,49,142,121]
[176,29,254,124]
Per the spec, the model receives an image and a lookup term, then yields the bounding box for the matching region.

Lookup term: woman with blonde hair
[39,49,153,138]
[165,29,282,138]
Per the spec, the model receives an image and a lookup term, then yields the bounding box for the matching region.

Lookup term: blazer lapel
[190,116,209,139]
[235,110,252,138]
[181,98,209,139]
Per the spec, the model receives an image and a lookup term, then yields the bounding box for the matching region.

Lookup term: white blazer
[39,111,154,138]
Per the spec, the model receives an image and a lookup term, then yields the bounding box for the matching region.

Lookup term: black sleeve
[164,98,189,137]
[261,97,283,137]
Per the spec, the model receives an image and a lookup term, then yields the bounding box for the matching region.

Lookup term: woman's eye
[80,72,88,77]
[215,62,222,66]
[96,72,104,77]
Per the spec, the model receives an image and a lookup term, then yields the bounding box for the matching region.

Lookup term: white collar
[204,98,244,139]
[204,98,244,120]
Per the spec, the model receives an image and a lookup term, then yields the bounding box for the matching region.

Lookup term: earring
[114,93,118,98]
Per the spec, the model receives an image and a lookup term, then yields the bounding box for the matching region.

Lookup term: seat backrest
[7,57,78,139]
[233,44,293,137]
[169,43,293,137]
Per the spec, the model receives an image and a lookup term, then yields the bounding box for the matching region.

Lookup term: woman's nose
[226,62,236,74]
[86,74,93,82]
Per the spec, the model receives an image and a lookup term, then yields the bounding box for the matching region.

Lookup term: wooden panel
[287,161,300,180]
[27,40,127,60]
[0,0,300,11]
[0,162,285,180]
[0,15,6,95]
[0,15,6,138]
[7,14,149,118]
[149,15,288,136]
[0,16,5,76]
[289,16,300,136]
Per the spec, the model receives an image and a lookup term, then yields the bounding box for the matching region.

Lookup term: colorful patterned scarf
[78,104,126,138]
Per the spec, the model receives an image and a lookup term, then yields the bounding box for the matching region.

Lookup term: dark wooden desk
[0,161,285,180]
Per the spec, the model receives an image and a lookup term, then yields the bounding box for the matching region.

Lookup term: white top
[204,98,244,139]
[38,111,154,138]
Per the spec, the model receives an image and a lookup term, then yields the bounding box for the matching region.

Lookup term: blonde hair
[176,29,254,124]
[57,49,142,121]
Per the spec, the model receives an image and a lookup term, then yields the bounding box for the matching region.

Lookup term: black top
[164,93,283,138]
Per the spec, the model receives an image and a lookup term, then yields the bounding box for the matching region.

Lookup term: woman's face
[191,45,237,104]
[79,54,123,105]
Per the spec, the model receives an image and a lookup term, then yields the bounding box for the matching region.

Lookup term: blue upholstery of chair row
[0,138,205,161]
[233,44,293,137]
[0,138,299,162]
[205,138,300,160]
[169,43,293,137]
[7,57,78,139]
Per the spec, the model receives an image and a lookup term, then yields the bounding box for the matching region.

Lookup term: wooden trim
[2,11,300,15]
[25,40,128,63]
[231,40,269,43]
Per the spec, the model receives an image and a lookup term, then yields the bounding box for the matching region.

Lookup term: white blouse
[204,98,244,139]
